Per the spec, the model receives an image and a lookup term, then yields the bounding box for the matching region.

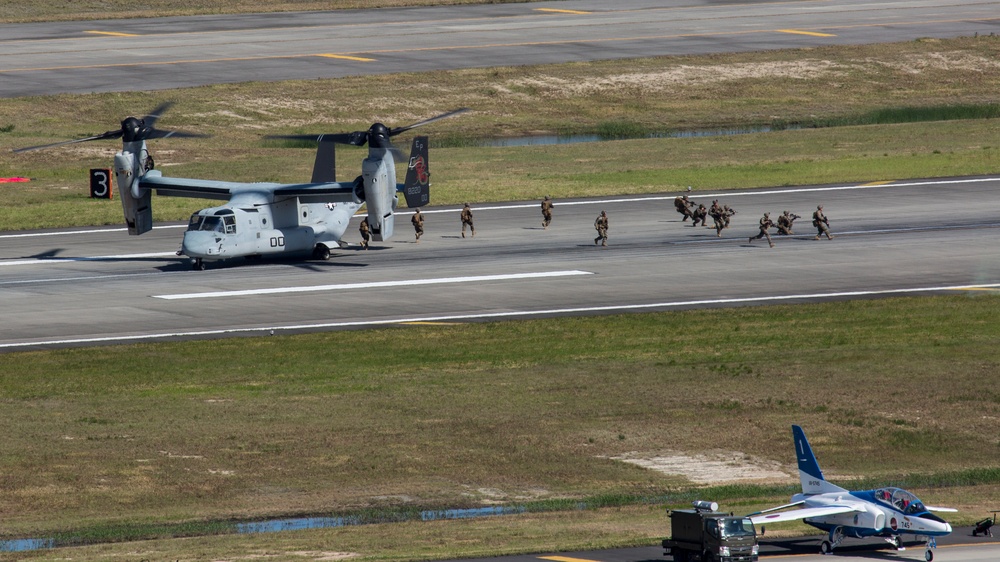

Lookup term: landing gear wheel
[925,549,933,562]
[820,541,831,555]
[193,258,205,271]
[313,244,331,261]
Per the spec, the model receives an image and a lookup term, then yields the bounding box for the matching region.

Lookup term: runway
[2,175,999,351]
[2,0,999,97]
[445,530,1000,562]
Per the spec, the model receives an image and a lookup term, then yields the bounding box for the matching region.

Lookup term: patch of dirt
[507,60,845,96]
[611,451,792,484]
[213,553,358,561]
[868,51,1000,74]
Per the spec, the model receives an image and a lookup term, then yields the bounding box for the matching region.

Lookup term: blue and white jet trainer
[749,425,955,561]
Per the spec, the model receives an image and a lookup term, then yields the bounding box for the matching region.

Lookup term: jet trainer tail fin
[793,425,848,495]
[401,136,430,208]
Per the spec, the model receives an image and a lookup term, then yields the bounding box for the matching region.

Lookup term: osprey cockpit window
[189,216,224,233]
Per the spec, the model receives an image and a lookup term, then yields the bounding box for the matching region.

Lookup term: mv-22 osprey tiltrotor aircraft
[15,104,467,269]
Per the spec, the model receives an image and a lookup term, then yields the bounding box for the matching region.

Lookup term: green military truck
[662,501,759,562]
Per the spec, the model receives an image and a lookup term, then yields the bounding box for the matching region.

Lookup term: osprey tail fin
[793,425,848,495]
[310,140,336,183]
[401,136,429,208]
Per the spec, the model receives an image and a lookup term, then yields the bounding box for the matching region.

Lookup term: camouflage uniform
[594,210,609,246]
[541,196,553,229]
[749,212,775,247]
[674,195,694,222]
[776,210,799,235]
[709,200,725,237]
[411,209,424,242]
[359,217,371,249]
[691,204,708,227]
[812,205,834,240]
[722,205,736,229]
[461,203,475,238]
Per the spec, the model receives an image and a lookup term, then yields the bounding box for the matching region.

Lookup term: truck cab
[662,503,758,562]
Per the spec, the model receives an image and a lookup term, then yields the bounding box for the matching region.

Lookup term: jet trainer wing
[750,504,865,525]
[925,506,958,513]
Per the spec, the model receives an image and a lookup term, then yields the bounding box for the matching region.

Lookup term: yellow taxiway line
[859,180,894,187]
[84,30,139,37]
[534,8,591,15]
[777,29,836,37]
[317,54,377,62]
[539,556,602,562]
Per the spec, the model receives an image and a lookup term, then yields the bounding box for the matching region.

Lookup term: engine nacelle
[362,152,396,241]
[114,151,152,235]
[857,506,886,531]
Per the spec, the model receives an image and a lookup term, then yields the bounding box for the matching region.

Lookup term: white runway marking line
[0,251,179,267]
[399,177,1000,214]
[0,224,182,240]
[6,282,1000,351]
[153,270,594,300]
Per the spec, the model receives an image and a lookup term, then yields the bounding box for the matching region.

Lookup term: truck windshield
[720,518,756,538]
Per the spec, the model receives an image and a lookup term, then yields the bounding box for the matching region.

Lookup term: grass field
[2,296,1000,560]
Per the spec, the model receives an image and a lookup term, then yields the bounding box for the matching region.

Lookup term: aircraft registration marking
[153,270,593,300]
[777,29,837,37]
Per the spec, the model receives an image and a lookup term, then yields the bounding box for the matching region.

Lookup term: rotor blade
[145,128,209,140]
[388,107,470,136]
[267,131,371,147]
[12,129,123,153]
[142,101,175,129]
[266,132,358,144]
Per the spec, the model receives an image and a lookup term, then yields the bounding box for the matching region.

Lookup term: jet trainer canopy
[874,488,926,515]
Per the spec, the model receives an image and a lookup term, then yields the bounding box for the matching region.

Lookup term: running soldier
[359,217,371,249]
[411,208,424,242]
[709,200,725,237]
[594,210,609,246]
[812,205,834,240]
[776,210,800,235]
[541,195,553,229]
[461,202,475,238]
[674,195,695,222]
[749,212,775,247]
